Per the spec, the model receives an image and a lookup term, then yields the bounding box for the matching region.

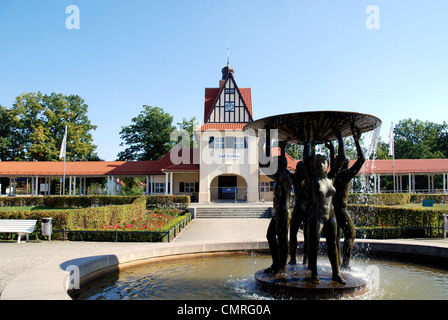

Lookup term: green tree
[0,105,24,161]
[117,105,176,161]
[285,142,303,160]
[120,177,144,196]
[3,92,98,161]
[394,119,446,159]
[374,137,392,160]
[174,117,200,149]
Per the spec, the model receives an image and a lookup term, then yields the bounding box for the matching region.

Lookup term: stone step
[192,206,273,218]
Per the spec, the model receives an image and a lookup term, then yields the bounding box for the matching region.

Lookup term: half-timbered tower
[196,64,259,203]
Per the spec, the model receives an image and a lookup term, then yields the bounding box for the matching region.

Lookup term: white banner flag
[388,122,394,157]
[59,124,67,159]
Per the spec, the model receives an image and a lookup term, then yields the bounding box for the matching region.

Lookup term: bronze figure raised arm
[332,126,366,269]
[288,160,310,265]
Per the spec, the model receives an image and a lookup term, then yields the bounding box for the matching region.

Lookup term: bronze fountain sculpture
[244,111,381,298]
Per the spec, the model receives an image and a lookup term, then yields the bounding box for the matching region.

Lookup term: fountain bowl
[243,111,382,144]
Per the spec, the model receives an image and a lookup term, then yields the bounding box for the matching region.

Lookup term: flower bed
[100,208,182,232]
[64,208,192,242]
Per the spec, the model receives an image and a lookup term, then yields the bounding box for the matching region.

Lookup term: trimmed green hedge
[0,195,190,241]
[348,193,411,206]
[349,193,448,205]
[355,226,428,239]
[0,195,190,209]
[0,197,147,240]
[349,204,446,229]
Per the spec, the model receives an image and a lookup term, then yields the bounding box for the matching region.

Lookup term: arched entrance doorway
[210,174,248,202]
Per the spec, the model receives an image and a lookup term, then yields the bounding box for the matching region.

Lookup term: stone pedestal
[255,264,369,299]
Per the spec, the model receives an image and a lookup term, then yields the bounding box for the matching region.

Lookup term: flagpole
[63,155,66,196]
[390,122,396,193]
[60,124,67,196]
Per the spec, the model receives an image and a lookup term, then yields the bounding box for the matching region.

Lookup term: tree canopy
[0,92,98,161]
[117,105,176,161]
[393,118,448,159]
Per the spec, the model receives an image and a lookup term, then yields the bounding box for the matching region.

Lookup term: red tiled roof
[0,148,199,177]
[240,88,253,118]
[1,157,447,177]
[162,148,200,172]
[358,159,448,175]
[203,88,220,123]
[203,77,253,123]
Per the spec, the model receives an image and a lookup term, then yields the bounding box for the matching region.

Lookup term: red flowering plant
[100,208,184,232]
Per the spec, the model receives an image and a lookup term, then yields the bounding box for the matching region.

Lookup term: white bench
[0,220,37,243]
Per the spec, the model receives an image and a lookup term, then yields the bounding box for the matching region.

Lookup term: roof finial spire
[227,45,230,65]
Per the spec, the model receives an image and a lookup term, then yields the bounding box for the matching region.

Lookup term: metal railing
[208,187,248,202]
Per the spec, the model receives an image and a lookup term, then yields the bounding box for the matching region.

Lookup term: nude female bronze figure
[304,125,345,285]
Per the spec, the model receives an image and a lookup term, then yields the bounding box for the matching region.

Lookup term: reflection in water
[71,253,448,300]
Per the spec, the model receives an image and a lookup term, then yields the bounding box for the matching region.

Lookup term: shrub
[0,196,191,242]
[348,193,411,206]
[349,204,446,229]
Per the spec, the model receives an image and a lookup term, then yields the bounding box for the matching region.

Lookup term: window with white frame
[260,182,269,192]
[214,137,225,149]
[154,183,165,193]
[233,137,243,149]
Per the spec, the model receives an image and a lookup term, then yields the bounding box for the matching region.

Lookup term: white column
[146,175,149,195]
[150,176,153,195]
[445,173,447,193]
[170,172,174,195]
[36,176,39,195]
[69,176,72,195]
[165,173,169,195]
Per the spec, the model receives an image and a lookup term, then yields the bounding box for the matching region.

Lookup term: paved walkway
[0,218,272,295]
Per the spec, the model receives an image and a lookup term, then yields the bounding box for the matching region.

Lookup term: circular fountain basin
[71,251,448,300]
[243,111,382,144]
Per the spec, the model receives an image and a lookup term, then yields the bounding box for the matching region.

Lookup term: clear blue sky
[1,0,447,161]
